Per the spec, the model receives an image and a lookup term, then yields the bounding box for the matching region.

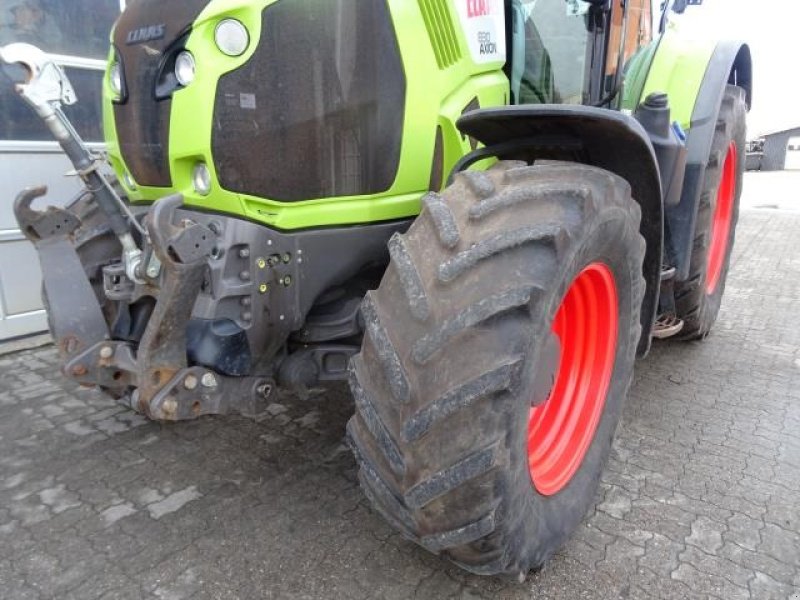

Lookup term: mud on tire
[347,161,646,576]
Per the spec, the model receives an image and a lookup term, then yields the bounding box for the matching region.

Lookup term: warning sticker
[455,0,507,65]
[240,93,256,110]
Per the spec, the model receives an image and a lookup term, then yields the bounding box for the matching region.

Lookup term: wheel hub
[706,142,738,295]
[527,262,619,496]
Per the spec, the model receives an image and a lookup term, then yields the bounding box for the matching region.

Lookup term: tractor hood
[105,0,406,208]
[101,0,509,230]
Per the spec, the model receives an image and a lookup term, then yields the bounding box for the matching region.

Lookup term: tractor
[0,0,751,578]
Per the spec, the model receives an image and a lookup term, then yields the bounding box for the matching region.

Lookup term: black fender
[455,105,663,356]
[666,42,752,280]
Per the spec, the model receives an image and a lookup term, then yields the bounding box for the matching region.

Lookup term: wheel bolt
[201,373,217,388]
[184,374,198,390]
[99,346,113,359]
[162,397,178,417]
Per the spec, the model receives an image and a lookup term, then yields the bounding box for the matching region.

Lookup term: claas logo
[466,0,497,18]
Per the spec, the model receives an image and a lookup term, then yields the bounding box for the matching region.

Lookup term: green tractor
[1,0,750,578]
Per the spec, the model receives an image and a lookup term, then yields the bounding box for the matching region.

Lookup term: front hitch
[58,195,272,420]
[30,192,274,420]
[4,44,272,421]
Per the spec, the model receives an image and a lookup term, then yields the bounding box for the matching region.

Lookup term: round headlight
[192,163,212,196]
[215,19,249,56]
[174,51,196,87]
[109,62,122,96]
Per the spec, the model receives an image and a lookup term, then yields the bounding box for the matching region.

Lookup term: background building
[759,126,800,171]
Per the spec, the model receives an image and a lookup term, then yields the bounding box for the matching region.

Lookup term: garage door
[0,0,122,341]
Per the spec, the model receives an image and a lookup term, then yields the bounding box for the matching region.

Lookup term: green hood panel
[103,0,509,230]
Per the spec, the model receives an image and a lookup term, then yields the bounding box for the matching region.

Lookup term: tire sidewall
[676,85,748,338]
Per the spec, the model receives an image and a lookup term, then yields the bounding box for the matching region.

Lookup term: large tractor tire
[675,85,747,339]
[347,161,646,577]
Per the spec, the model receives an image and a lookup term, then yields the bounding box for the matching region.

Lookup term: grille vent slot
[418,0,463,69]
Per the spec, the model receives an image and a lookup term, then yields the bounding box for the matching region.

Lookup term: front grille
[211,0,406,202]
[112,0,210,187]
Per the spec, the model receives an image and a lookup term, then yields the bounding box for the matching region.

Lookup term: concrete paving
[0,173,799,599]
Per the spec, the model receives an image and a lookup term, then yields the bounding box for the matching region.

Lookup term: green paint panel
[639,23,716,131]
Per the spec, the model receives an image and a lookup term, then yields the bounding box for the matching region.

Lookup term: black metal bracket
[134,195,216,415]
[144,367,272,420]
[277,344,359,388]
[63,340,272,420]
[13,187,109,360]
[14,186,81,242]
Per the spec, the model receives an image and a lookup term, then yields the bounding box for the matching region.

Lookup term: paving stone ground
[1,174,799,599]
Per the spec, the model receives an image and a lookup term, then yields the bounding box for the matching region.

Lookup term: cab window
[605,0,653,87]
[509,0,594,105]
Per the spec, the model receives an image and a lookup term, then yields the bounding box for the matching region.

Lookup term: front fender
[455,105,663,356]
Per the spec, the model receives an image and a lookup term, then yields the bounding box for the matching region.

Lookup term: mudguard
[455,104,663,356]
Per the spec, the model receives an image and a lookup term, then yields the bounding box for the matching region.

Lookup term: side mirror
[673,0,703,14]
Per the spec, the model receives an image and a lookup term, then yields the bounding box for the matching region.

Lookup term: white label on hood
[455,0,507,65]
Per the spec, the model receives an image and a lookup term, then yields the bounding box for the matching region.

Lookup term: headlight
[192,163,212,196]
[109,61,122,96]
[215,19,249,56]
[174,51,196,87]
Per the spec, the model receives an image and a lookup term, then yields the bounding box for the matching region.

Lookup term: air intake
[418,0,463,69]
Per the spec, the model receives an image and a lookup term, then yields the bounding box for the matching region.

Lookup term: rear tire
[675,85,747,339]
[347,161,646,576]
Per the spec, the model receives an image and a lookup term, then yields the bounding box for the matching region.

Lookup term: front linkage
[3,43,401,421]
[17,185,273,420]
[2,44,266,419]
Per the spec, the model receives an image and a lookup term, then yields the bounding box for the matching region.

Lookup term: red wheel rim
[706,143,738,295]
[527,262,619,496]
